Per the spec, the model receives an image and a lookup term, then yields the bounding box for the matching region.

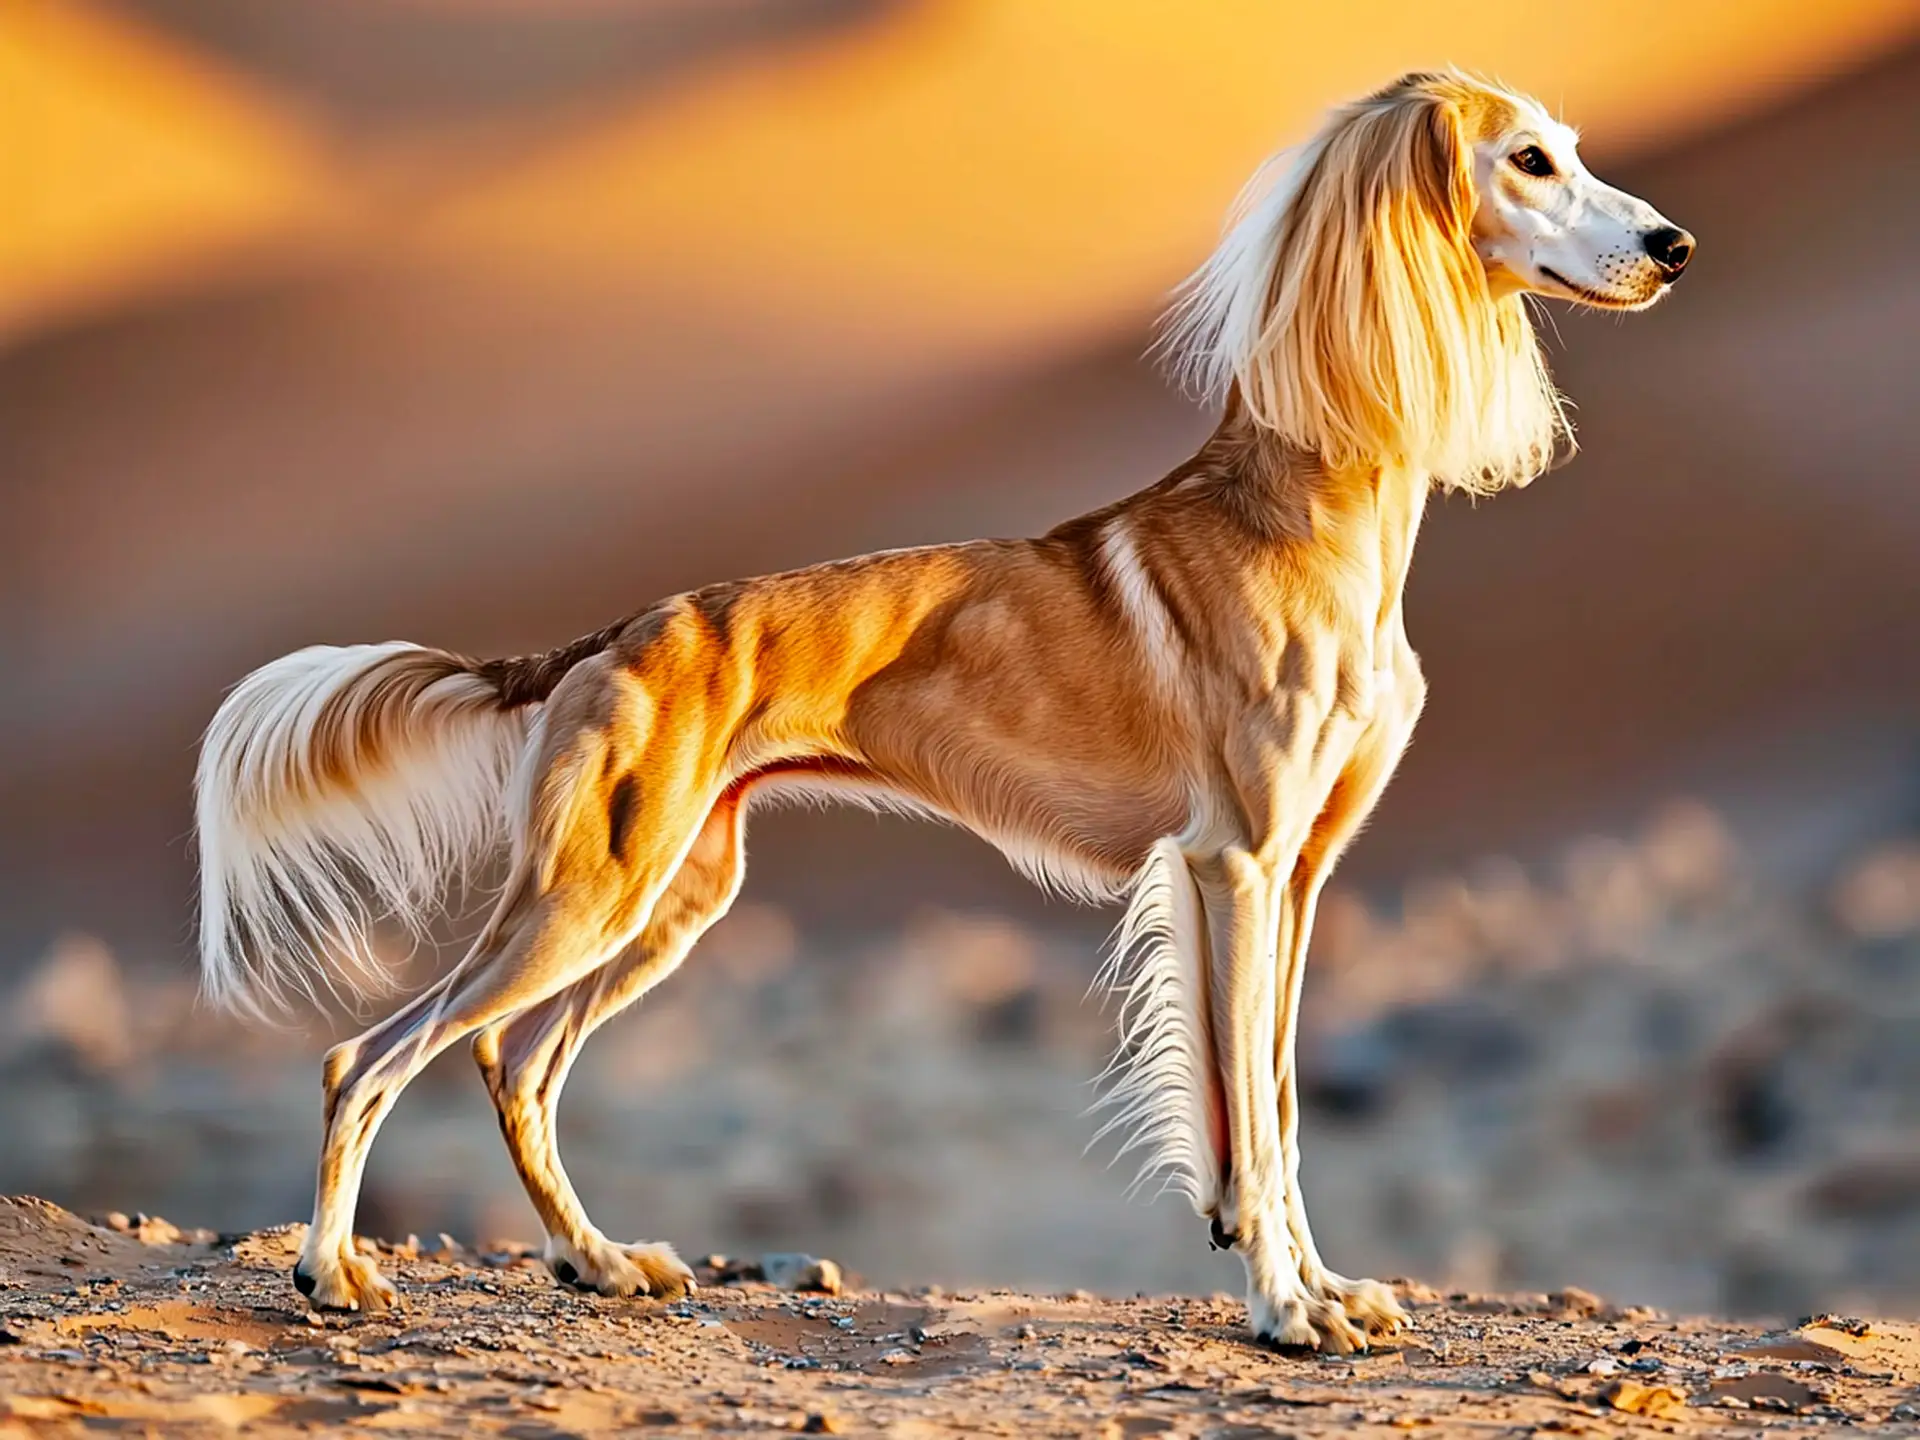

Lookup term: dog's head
[1163,71,1692,492]
[1341,71,1695,311]
[1441,78,1694,310]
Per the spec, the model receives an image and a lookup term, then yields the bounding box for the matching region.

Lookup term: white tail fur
[195,642,529,1020]
[1089,838,1222,1214]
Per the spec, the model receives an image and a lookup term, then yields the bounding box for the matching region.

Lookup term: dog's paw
[291,1250,398,1314]
[1307,1271,1408,1338]
[548,1235,696,1301]
[1249,1286,1368,1355]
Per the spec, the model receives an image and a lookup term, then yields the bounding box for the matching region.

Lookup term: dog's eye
[1510,145,1555,178]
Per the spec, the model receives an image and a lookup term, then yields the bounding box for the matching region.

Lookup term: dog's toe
[293,1251,397,1314]
[547,1236,693,1300]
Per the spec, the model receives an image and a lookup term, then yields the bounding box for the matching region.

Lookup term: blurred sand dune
[11,0,1917,339]
[4,6,1916,956]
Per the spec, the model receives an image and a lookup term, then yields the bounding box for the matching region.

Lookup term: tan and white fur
[195,72,1691,1351]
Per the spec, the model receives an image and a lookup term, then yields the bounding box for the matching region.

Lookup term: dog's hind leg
[293,682,728,1312]
[295,871,668,1311]
[473,787,749,1300]
[294,978,458,1311]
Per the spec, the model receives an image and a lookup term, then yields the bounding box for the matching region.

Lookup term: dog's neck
[1194,399,1431,644]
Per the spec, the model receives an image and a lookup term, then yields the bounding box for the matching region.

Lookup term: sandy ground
[4,1198,1918,1438]
[5,807,1920,1338]
[9,808,1920,1325]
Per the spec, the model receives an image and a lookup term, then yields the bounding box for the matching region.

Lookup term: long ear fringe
[1159,77,1569,493]
[1156,140,1325,422]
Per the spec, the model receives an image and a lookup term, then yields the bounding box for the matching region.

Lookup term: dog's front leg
[1272,654,1426,1340]
[1192,845,1367,1354]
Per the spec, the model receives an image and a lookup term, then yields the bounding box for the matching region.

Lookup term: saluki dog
[195,71,1691,1351]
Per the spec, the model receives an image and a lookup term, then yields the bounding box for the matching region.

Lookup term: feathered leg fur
[1091,838,1224,1213]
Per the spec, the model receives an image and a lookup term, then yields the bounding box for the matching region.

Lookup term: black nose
[1643,226,1694,279]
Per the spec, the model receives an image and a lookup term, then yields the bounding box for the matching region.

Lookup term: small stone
[1583,1356,1620,1376]
[1388,1277,1443,1306]
[802,1414,845,1434]
[1800,1313,1872,1338]
[760,1254,843,1296]
[1600,1379,1687,1418]
[1550,1286,1606,1318]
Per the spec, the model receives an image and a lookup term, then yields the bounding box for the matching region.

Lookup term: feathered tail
[1089,838,1224,1214]
[194,620,627,1020]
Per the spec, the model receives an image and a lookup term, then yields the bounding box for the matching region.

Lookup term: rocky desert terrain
[4,802,1918,1319]
[4,800,1920,1438]
[5,1195,1920,1438]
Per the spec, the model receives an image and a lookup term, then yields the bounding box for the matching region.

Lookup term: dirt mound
[3,1199,1917,1437]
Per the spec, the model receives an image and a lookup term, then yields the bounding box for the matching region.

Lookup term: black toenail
[291,1265,317,1298]
[552,1259,579,1287]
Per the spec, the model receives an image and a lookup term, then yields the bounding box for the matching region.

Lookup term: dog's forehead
[1488,93,1581,161]
[1532,114,1584,166]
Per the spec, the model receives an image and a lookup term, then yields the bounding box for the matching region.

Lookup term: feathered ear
[1163,74,1567,493]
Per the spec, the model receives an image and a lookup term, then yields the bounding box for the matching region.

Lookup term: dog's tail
[1089,838,1225,1216]
[194,619,629,1021]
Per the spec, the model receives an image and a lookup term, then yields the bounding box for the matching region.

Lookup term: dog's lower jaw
[545,1232,695,1301]
[291,1248,397,1314]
